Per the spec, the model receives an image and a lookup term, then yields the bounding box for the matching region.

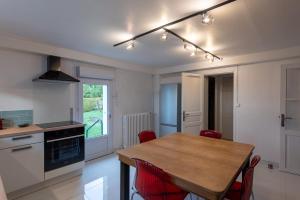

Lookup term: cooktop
[37,121,82,129]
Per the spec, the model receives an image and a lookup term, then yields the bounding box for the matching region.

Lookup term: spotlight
[183,42,188,50]
[183,42,194,51]
[202,13,214,25]
[161,31,168,41]
[190,48,198,57]
[126,40,135,50]
[205,53,214,61]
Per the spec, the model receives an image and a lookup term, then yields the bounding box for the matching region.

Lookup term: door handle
[183,111,186,122]
[281,114,293,127]
[281,114,285,127]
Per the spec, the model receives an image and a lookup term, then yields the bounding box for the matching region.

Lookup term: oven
[44,127,85,172]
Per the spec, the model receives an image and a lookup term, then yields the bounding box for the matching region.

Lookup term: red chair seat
[226,181,242,200]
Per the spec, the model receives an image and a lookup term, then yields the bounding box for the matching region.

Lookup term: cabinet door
[0,143,44,193]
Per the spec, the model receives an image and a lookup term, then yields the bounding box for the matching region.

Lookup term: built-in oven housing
[44,127,84,172]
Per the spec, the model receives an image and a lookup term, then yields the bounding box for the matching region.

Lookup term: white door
[280,64,300,174]
[79,78,113,160]
[181,73,203,135]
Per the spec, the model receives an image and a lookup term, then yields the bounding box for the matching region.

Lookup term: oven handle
[46,134,84,143]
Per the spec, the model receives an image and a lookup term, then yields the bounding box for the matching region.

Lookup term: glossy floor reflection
[15,154,300,200]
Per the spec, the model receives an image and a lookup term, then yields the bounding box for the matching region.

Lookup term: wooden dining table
[117,133,254,200]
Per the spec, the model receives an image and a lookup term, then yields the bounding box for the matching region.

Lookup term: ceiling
[0,0,299,68]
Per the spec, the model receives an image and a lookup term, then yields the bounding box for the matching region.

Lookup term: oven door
[45,134,84,172]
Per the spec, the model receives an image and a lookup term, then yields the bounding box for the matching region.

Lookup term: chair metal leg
[251,190,255,200]
[130,191,137,200]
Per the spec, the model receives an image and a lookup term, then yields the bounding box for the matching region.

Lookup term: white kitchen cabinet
[0,142,44,193]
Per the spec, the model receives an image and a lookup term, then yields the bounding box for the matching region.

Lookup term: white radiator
[122,112,153,148]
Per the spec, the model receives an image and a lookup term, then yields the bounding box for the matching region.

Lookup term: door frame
[77,78,113,160]
[280,63,300,174]
[198,67,238,141]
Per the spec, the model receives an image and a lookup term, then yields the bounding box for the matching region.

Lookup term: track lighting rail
[163,28,221,60]
[113,0,236,47]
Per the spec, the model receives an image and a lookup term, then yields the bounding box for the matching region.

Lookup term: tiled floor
[14,154,300,200]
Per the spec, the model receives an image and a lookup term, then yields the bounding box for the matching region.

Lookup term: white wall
[235,62,282,163]
[0,48,154,149]
[113,69,154,148]
[0,49,71,123]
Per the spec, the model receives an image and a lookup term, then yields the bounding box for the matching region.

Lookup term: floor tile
[14,154,300,200]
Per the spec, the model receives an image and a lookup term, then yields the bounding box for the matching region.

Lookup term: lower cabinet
[0,142,44,193]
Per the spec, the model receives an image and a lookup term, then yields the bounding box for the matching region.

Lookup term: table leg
[120,162,130,200]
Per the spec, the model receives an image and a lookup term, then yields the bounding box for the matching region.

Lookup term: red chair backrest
[241,155,261,200]
[133,158,171,199]
[200,130,222,139]
[138,130,156,143]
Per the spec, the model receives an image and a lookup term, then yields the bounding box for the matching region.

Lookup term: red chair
[131,158,188,200]
[199,130,222,139]
[138,130,156,143]
[225,155,261,200]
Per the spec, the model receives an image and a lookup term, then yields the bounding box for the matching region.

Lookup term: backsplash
[0,110,33,128]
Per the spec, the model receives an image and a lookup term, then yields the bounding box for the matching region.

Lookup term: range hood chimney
[33,56,80,83]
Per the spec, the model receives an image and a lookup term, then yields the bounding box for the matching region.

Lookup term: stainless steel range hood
[33,56,80,83]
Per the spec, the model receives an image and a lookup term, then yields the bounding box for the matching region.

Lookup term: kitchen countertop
[0,125,43,138]
[0,176,7,200]
[0,122,84,138]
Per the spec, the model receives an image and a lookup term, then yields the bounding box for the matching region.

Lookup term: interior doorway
[204,74,234,140]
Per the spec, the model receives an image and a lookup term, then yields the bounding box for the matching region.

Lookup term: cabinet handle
[12,135,32,141]
[11,145,33,152]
